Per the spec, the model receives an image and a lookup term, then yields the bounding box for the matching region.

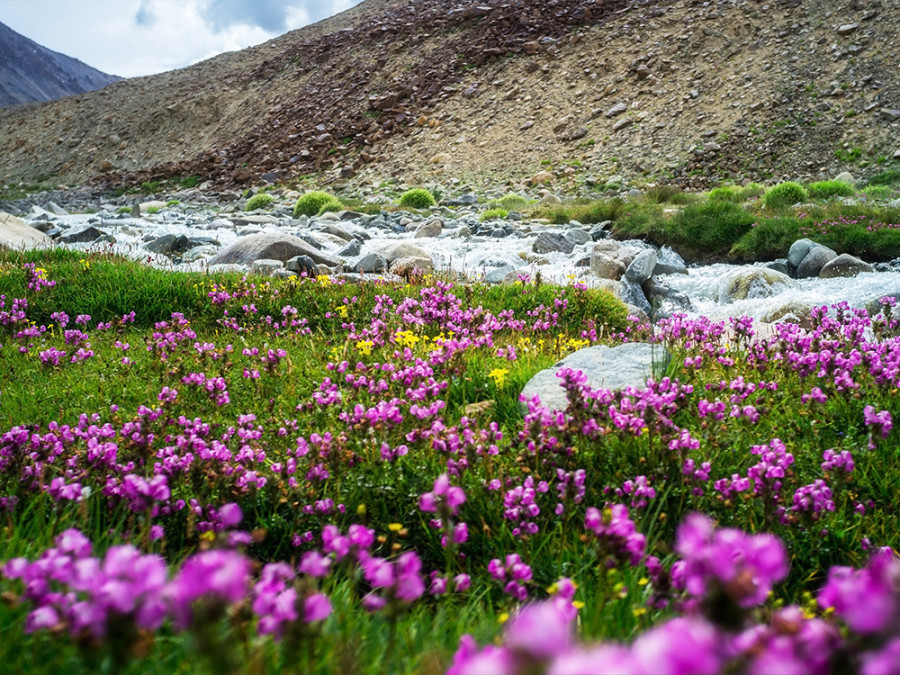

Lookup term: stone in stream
[375,241,432,264]
[353,253,389,273]
[520,343,668,413]
[0,211,51,250]
[819,253,874,279]
[532,232,575,254]
[250,259,284,276]
[796,245,837,279]
[208,232,341,267]
[719,267,796,304]
[336,239,362,258]
[60,225,104,244]
[625,248,658,284]
[286,255,319,277]
[146,233,191,255]
[390,256,434,277]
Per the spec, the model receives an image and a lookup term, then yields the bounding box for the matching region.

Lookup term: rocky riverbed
[3,187,900,328]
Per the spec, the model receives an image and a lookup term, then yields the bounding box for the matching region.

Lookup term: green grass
[805,180,856,200]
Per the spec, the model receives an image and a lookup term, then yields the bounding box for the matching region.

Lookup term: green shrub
[644,185,696,204]
[866,169,900,187]
[317,196,343,215]
[535,198,626,225]
[245,193,276,211]
[666,201,756,258]
[293,191,339,218]
[116,206,132,214]
[708,186,743,203]
[731,217,801,261]
[862,185,893,199]
[740,183,766,200]
[764,181,809,208]
[481,208,508,221]
[398,188,437,209]
[146,206,161,215]
[492,193,529,211]
[806,180,855,199]
[166,199,180,207]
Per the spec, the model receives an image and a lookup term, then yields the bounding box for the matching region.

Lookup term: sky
[0,0,365,78]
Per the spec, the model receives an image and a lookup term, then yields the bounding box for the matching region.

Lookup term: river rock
[146,234,191,255]
[485,264,518,284]
[763,301,816,330]
[787,239,818,269]
[766,259,791,276]
[376,241,432,264]
[60,226,104,244]
[796,245,837,279]
[624,304,651,325]
[520,342,668,413]
[208,232,341,267]
[336,239,362,258]
[819,254,873,278]
[533,232,575,254]
[620,280,652,317]
[354,253,389,273]
[286,255,319,277]
[320,223,355,241]
[0,211,51,250]
[415,219,443,238]
[653,246,688,276]
[591,252,626,280]
[390,256,434,277]
[719,267,796,304]
[625,249,658,284]
[565,228,591,245]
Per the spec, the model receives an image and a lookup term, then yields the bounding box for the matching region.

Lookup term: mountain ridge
[0,21,120,107]
[0,0,898,193]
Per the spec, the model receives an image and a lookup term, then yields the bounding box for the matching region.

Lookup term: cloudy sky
[0,0,365,78]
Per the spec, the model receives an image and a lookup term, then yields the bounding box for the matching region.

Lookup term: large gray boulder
[0,212,51,250]
[533,232,575,254]
[787,239,818,269]
[376,241,432,264]
[520,343,668,413]
[625,249,658,284]
[796,245,837,279]
[819,253,874,279]
[591,252,626,280]
[719,267,796,304]
[653,246,688,276]
[620,280,652,317]
[208,232,341,267]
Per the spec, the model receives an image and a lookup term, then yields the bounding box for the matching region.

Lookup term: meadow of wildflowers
[1,248,899,674]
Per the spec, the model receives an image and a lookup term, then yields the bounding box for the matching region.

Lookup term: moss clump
[481,208,509,221]
[245,193,275,211]
[708,186,743,203]
[293,191,340,218]
[317,196,343,215]
[764,182,809,208]
[806,180,855,200]
[491,193,529,211]
[398,188,437,209]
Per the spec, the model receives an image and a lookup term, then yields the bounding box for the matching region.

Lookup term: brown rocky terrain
[1,0,898,195]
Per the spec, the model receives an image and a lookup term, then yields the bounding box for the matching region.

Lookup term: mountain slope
[0,21,120,107]
[0,0,898,192]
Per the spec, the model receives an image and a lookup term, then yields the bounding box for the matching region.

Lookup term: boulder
[389,256,434,277]
[719,267,796,304]
[787,239,818,269]
[763,301,816,330]
[533,232,575,254]
[319,223,355,241]
[376,241,432,264]
[336,239,362,258]
[565,228,591,245]
[60,226,104,244]
[146,234,191,255]
[591,252,626,280]
[819,253,874,278]
[286,255,319,277]
[353,253,389,273]
[0,211,51,250]
[620,280,652,317]
[485,264,518,284]
[414,219,443,238]
[834,171,857,186]
[796,245,837,279]
[625,249,658,284]
[207,232,341,267]
[624,304,651,325]
[653,246,688,276]
[766,259,791,276]
[250,259,284,276]
[520,342,668,413]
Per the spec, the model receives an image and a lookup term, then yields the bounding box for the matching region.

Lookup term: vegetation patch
[398,188,437,210]
[245,193,276,211]
[764,181,809,208]
[293,191,341,218]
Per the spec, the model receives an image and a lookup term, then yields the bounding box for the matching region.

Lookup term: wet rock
[60,225,104,243]
[565,228,591,245]
[620,280,652,317]
[336,239,363,258]
[353,252,389,273]
[286,255,319,277]
[376,241,432,264]
[653,246,688,276]
[796,245,837,279]
[590,252,625,280]
[819,253,874,278]
[485,264,518,284]
[763,301,816,330]
[146,234,191,255]
[415,218,443,238]
[520,342,668,413]
[719,267,796,304]
[766,259,791,276]
[208,232,341,267]
[390,256,434,278]
[625,249,658,284]
[787,239,818,269]
[250,259,285,276]
[533,232,575,254]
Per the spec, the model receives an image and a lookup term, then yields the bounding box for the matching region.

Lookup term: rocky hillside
[0,21,120,108]
[0,0,898,193]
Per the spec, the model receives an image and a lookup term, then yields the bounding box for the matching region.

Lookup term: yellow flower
[573,600,585,610]
[394,330,420,349]
[388,523,403,532]
[356,340,374,356]
[489,368,509,387]
[357,503,367,516]
[633,607,647,617]
[498,612,509,624]
[335,305,349,319]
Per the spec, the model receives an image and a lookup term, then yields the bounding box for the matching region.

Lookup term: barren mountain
[0,0,898,194]
[0,21,120,107]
